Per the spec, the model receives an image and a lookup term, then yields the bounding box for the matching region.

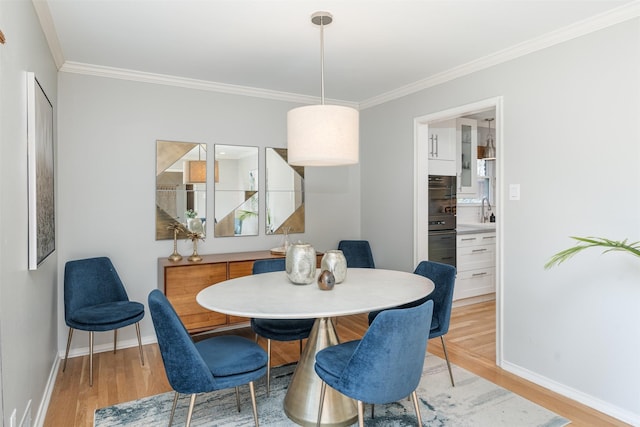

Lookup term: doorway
[413,96,503,366]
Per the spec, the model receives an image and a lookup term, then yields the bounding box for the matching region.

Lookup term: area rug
[94,354,569,426]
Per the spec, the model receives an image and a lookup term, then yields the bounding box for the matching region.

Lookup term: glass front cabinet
[456,118,478,195]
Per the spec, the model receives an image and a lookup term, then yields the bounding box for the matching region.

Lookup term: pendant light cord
[312,12,332,106]
[319,18,325,105]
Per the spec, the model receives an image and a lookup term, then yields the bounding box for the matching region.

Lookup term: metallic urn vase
[321,249,347,283]
[286,242,316,285]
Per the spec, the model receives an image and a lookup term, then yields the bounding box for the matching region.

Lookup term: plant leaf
[545,236,640,269]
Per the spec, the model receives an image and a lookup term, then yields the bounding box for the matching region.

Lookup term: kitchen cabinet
[158,250,322,333]
[455,231,495,300]
[426,119,456,176]
[456,118,478,195]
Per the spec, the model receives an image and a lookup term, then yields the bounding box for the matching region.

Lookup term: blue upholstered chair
[62,257,145,387]
[148,290,267,427]
[315,300,434,427]
[368,260,457,386]
[338,240,375,268]
[250,258,315,395]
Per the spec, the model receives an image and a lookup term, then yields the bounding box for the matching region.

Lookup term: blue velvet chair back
[148,289,218,394]
[414,261,456,337]
[337,240,375,268]
[64,257,130,324]
[334,300,433,403]
[252,258,285,274]
[251,258,314,341]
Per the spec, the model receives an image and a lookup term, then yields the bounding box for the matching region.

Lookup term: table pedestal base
[283,317,357,427]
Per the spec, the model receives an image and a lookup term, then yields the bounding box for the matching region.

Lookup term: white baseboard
[501,360,640,426]
[57,334,157,359]
[33,354,59,427]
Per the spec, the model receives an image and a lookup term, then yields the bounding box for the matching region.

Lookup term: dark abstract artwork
[27,72,55,270]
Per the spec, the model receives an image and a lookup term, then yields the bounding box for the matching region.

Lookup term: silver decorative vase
[321,250,347,284]
[286,243,316,285]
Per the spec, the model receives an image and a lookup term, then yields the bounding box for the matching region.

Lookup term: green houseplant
[545,236,640,269]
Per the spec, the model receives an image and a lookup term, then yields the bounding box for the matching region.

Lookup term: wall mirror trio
[155,141,305,240]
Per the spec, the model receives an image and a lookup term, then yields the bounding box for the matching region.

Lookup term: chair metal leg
[113,329,118,353]
[168,392,179,427]
[135,322,144,366]
[316,381,327,426]
[411,390,423,426]
[89,331,95,387]
[357,400,365,427]
[235,386,241,412]
[440,335,455,386]
[62,328,74,372]
[185,393,197,427]
[266,338,271,396]
[249,381,259,427]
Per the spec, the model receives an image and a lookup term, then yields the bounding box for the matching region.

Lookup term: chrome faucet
[481,198,492,223]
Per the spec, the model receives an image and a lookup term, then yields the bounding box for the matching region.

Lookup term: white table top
[196,268,434,319]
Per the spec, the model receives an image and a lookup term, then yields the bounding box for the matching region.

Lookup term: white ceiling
[40,1,637,106]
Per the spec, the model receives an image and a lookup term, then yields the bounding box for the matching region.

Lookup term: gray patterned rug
[94,354,569,426]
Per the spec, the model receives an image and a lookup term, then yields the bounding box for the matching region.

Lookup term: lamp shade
[484,144,496,159]
[287,104,359,166]
[183,160,206,184]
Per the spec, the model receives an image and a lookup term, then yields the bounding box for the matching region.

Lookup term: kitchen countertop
[457,223,496,234]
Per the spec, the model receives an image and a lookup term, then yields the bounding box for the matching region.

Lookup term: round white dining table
[196,268,434,427]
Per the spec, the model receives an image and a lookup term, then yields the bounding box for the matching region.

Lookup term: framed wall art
[27,72,55,270]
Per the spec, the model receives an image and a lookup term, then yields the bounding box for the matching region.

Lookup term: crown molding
[32,0,65,68]
[59,62,315,103]
[359,2,640,110]
[44,1,637,110]
[58,62,360,109]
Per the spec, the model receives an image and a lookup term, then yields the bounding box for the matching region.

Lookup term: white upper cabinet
[456,118,478,194]
[425,119,456,176]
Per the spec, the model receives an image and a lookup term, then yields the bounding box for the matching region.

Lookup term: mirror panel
[266,148,305,234]
[214,145,259,237]
[156,140,207,240]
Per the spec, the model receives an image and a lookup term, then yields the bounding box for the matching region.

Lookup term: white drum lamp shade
[287,11,359,167]
[287,104,359,166]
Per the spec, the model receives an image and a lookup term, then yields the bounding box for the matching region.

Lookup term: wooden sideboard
[158,250,321,334]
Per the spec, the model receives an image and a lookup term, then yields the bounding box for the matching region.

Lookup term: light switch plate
[509,184,520,200]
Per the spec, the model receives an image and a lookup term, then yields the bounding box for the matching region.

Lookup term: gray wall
[2,3,638,425]
[55,72,361,358]
[361,19,640,422]
[0,1,59,425]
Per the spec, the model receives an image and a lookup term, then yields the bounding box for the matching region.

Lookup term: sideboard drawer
[165,263,228,295]
[229,260,255,279]
[164,263,228,332]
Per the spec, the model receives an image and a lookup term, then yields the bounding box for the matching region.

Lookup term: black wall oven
[428,175,456,268]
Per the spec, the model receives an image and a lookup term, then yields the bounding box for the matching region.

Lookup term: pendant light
[287,11,359,166]
[484,118,496,160]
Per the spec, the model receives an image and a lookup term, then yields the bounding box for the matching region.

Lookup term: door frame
[413,96,505,366]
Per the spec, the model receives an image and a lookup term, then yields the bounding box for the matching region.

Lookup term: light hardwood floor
[44,300,627,426]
